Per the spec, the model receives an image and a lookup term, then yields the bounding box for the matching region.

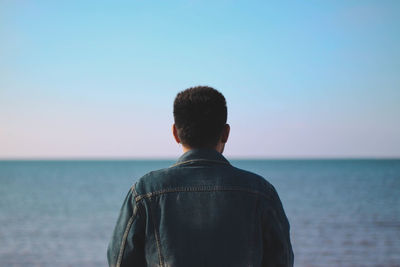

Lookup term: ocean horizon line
[1,156,399,161]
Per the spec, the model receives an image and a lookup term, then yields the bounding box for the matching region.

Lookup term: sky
[1,0,399,159]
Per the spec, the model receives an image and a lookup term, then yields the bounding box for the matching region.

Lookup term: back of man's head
[173,86,227,149]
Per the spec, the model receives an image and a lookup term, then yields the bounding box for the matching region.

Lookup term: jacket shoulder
[133,167,175,196]
[229,166,277,196]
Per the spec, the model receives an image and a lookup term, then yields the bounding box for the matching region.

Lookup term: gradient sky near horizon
[1,1,399,159]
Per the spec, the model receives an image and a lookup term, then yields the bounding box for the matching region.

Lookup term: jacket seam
[131,183,138,197]
[170,159,230,168]
[134,186,271,202]
[116,204,137,267]
[148,200,165,267]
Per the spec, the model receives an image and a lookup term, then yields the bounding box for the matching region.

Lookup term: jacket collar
[172,148,230,167]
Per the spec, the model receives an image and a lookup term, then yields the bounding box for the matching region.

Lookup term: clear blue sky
[1,0,399,158]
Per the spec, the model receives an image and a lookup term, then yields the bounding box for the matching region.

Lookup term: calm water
[0,159,399,266]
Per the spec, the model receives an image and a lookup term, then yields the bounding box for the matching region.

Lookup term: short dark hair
[173,86,227,148]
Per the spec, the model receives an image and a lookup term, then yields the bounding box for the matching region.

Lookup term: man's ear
[221,124,230,143]
[172,124,181,144]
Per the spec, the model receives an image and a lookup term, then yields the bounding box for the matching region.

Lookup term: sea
[0,159,399,267]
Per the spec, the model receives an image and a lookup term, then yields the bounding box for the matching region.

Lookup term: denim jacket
[107,149,294,267]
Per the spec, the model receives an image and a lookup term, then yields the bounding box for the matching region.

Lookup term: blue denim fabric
[108,149,294,267]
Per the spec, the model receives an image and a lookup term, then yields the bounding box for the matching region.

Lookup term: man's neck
[181,144,224,154]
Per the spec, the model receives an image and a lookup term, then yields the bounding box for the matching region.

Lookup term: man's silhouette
[108,86,294,267]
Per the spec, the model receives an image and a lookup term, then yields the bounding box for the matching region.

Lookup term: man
[107,86,294,267]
